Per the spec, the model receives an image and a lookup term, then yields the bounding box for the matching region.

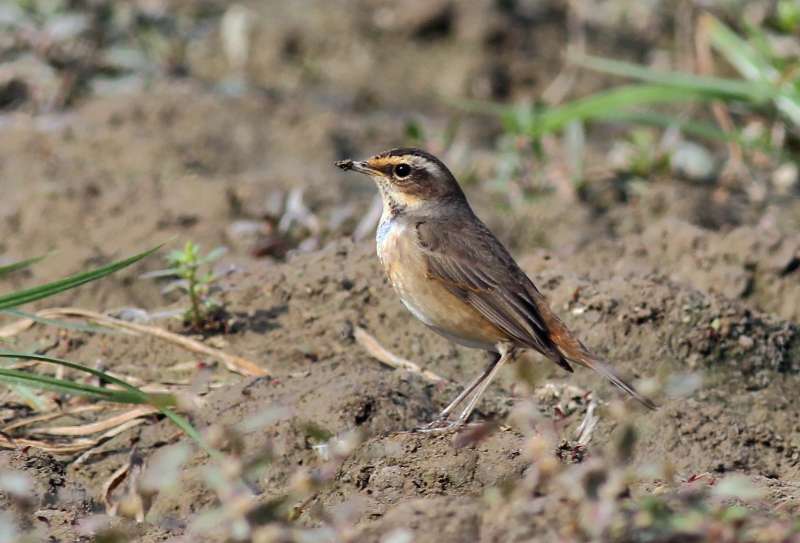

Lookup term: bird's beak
[335,159,379,176]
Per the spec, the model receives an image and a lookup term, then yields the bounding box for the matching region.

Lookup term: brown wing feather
[416,217,656,409]
[415,217,572,371]
[415,215,657,411]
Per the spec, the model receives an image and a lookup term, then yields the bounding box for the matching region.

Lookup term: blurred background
[1,0,798,308]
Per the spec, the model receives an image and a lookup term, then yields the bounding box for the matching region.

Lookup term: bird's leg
[450,345,514,428]
[418,352,501,432]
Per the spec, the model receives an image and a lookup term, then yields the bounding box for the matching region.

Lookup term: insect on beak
[335,159,378,176]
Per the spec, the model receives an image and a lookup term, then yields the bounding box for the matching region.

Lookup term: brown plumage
[336,148,655,430]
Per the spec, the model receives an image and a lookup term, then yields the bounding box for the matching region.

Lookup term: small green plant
[163,242,226,330]
[611,127,671,177]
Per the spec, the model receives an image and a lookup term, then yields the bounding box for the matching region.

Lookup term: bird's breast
[376,216,411,282]
[376,217,506,351]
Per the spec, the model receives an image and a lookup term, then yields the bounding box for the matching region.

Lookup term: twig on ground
[37,406,158,436]
[73,420,155,467]
[353,326,446,383]
[105,448,150,522]
[0,307,269,377]
[103,456,132,516]
[0,434,96,454]
[1,404,104,433]
[279,188,321,236]
[0,411,152,456]
[575,399,599,447]
[101,369,225,393]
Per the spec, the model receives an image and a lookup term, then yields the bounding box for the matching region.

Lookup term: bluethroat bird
[336,148,656,431]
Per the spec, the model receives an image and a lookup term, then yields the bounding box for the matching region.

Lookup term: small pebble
[772,163,798,195]
[671,141,715,181]
[738,335,754,351]
[207,336,229,349]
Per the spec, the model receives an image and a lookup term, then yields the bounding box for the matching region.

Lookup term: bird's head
[336,148,466,213]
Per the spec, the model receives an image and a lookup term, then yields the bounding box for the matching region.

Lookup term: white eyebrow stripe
[409,156,439,177]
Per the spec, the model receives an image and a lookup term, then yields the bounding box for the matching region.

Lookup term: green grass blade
[572,54,772,103]
[0,245,162,310]
[160,407,219,459]
[620,111,734,140]
[527,84,723,137]
[706,15,800,127]
[0,351,150,395]
[0,351,215,455]
[705,15,775,83]
[0,255,47,278]
[0,368,147,403]
[775,95,800,127]
[616,111,754,144]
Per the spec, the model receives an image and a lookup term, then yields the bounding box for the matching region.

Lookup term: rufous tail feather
[572,351,658,410]
[550,320,657,410]
[540,303,657,410]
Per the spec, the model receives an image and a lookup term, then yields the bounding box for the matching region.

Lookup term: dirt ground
[1,1,799,542]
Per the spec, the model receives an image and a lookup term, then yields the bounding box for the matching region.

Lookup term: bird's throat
[375,181,406,220]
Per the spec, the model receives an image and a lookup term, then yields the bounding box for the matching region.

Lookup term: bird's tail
[568,350,658,411]
[540,304,657,410]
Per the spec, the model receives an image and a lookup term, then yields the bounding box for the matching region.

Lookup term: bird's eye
[393,163,412,179]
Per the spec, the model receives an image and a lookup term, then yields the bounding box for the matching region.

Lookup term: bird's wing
[415,215,658,410]
[414,217,569,368]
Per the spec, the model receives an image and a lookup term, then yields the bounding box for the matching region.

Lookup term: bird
[336,148,655,431]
